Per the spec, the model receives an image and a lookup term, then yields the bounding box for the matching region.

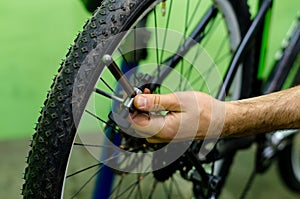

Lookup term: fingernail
[136,96,147,109]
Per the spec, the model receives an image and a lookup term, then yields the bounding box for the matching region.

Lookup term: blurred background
[0,0,299,198]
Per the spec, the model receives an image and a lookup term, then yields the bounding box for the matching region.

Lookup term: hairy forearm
[223,86,300,137]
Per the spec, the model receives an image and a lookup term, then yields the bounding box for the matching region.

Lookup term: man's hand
[129,86,300,143]
[130,91,226,143]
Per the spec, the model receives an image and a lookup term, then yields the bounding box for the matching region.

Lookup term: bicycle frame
[218,0,273,100]
[264,15,300,93]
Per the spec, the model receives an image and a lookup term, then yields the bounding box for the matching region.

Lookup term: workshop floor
[1,136,299,199]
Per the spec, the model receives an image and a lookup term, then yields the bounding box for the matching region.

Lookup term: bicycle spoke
[67,154,122,179]
[118,48,130,68]
[73,142,115,149]
[213,36,229,63]
[163,8,220,91]
[147,179,158,199]
[114,172,151,198]
[125,176,140,199]
[67,163,103,179]
[194,50,230,93]
[172,175,186,199]
[187,0,202,29]
[180,0,191,86]
[94,88,124,103]
[121,178,142,199]
[162,180,172,199]
[67,143,147,180]
[136,174,143,199]
[85,109,120,133]
[184,0,190,34]
[181,16,220,89]
[214,51,232,66]
[199,67,215,91]
[182,45,204,91]
[175,16,226,93]
[160,0,173,63]
[111,174,124,198]
[109,163,152,198]
[178,0,190,91]
[100,77,115,94]
[168,177,174,199]
[117,47,140,86]
[70,168,101,199]
[153,8,161,82]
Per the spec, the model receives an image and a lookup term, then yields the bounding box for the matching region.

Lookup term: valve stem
[162,0,166,16]
[94,88,124,103]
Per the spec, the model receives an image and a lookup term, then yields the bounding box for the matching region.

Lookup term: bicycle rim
[63,1,246,198]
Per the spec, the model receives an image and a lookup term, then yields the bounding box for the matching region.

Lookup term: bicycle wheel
[22,0,253,198]
[277,21,300,193]
[278,130,300,193]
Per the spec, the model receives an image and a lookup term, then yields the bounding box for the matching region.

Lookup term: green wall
[0,0,89,139]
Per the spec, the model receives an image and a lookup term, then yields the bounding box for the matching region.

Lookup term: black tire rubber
[229,0,256,99]
[22,0,254,198]
[277,133,300,193]
[22,1,156,198]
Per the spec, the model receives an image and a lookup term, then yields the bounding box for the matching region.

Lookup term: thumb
[134,93,180,112]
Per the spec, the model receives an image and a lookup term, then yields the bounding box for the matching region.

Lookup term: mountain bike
[22,0,300,198]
